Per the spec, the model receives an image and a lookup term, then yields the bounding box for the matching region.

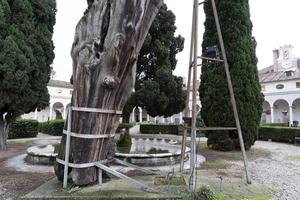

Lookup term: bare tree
[55,0,163,185]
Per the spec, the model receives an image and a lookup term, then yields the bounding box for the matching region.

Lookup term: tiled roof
[259,68,300,83]
[48,80,73,89]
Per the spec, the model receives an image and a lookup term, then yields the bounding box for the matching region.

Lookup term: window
[57,89,62,94]
[261,85,266,91]
[285,71,293,77]
[276,84,284,89]
[296,82,300,88]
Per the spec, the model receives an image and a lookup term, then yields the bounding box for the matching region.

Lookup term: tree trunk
[0,115,9,151]
[55,0,163,185]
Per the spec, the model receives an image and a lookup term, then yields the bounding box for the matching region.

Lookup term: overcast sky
[52,0,300,81]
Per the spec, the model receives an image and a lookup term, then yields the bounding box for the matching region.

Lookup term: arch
[261,101,271,124]
[52,102,64,120]
[196,104,201,114]
[64,103,71,119]
[273,99,289,124]
[134,106,141,122]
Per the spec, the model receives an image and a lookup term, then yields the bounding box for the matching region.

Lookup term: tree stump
[55,0,163,186]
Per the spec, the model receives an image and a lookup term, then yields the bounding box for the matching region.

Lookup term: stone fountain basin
[115,137,190,167]
[26,144,58,165]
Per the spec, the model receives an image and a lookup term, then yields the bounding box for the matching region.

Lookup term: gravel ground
[232,141,300,200]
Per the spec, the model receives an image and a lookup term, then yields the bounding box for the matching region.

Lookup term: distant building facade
[22,79,200,124]
[22,80,72,122]
[259,45,300,126]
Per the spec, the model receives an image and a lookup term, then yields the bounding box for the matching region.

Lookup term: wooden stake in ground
[55,0,163,186]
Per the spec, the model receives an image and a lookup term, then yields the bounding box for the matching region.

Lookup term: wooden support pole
[180,0,196,172]
[189,0,199,193]
[63,107,72,188]
[98,169,102,185]
[210,0,251,184]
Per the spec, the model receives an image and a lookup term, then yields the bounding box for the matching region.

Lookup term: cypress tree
[123,4,185,121]
[0,0,56,150]
[200,0,263,151]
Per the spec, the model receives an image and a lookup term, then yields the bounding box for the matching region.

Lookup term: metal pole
[210,0,251,184]
[63,107,72,188]
[180,0,196,172]
[189,0,199,192]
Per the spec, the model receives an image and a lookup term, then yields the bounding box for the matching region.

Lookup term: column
[179,112,183,124]
[154,117,157,124]
[49,105,53,121]
[34,109,38,120]
[146,114,150,122]
[63,106,67,119]
[170,116,174,124]
[131,108,135,122]
[270,106,274,124]
[289,106,293,126]
[139,107,142,122]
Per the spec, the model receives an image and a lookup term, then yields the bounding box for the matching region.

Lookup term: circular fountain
[115,137,190,166]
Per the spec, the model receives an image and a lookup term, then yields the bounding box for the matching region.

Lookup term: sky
[52,0,300,81]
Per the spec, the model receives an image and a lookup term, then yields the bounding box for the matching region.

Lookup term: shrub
[140,124,179,135]
[48,119,65,136]
[8,119,39,139]
[194,185,216,200]
[259,126,300,143]
[117,132,132,153]
[116,123,135,133]
[40,119,65,136]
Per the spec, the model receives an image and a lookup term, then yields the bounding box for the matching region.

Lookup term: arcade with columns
[260,45,300,126]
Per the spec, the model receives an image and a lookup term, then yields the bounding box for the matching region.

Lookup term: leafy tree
[199,0,263,151]
[123,4,185,121]
[0,0,56,150]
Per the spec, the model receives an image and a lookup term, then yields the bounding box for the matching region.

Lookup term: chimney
[273,49,279,71]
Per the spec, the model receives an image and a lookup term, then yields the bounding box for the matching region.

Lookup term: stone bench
[295,137,300,146]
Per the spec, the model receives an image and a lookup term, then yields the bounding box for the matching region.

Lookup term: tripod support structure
[179,0,252,193]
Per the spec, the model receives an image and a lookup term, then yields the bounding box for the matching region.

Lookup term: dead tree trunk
[55,0,163,185]
[0,115,8,151]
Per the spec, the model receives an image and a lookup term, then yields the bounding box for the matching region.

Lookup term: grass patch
[197,141,272,161]
[196,176,275,200]
[286,155,300,161]
[250,195,269,200]
[202,162,232,169]
[7,140,32,145]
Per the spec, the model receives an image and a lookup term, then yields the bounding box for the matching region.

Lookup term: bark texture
[0,116,8,151]
[55,0,163,185]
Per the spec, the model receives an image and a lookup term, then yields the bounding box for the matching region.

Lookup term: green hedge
[8,119,39,139]
[261,123,288,127]
[140,124,179,135]
[259,126,300,143]
[39,121,135,136]
[40,119,65,136]
[118,123,135,129]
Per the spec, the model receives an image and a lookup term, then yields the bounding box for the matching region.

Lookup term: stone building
[22,80,72,122]
[22,78,201,124]
[260,45,300,126]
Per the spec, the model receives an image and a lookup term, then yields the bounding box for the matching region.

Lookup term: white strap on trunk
[56,158,109,168]
[71,106,122,115]
[63,130,114,139]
